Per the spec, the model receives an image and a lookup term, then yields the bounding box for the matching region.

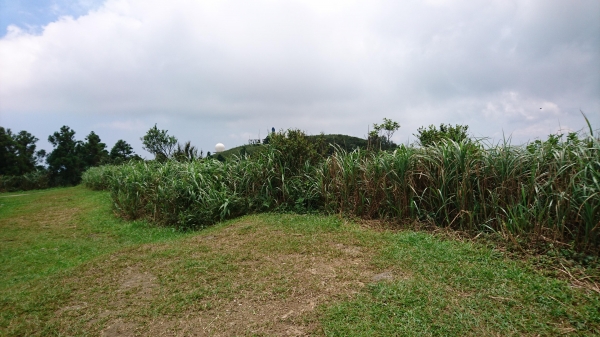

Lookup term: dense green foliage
[0,127,43,176]
[83,130,324,228]
[109,139,138,164]
[84,129,600,252]
[173,141,202,162]
[218,133,369,160]
[415,123,471,147]
[141,124,177,160]
[81,131,109,167]
[46,126,87,186]
[368,117,401,150]
[0,126,47,192]
[0,171,50,192]
[1,125,140,192]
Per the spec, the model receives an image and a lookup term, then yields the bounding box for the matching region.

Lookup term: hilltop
[215,134,368,160]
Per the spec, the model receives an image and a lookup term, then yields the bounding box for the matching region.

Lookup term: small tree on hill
[368,118,400,150]
[141,124,177,160]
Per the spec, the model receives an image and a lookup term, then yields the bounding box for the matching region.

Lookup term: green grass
[323,231,600,336]
[0,186,189,291]
[1,187,598,336]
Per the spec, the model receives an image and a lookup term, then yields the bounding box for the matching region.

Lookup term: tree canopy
[369,118,400,150]
[47,126,84,185]
[110,139,136,164]
[414,124,471,147]
[141,124,177,160]
[82,131,109,167]
[0,127,42,176]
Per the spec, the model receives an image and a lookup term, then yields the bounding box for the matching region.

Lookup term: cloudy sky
[1,0,598,158]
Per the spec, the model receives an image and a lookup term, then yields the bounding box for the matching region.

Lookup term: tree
[110,139,136,164]
[173,141,201,162]
[369,118,400,150]
[141,124,177,160]
[47,126,84,185]
[34,149,47,170]
[268,129,325,173]
[0,127,41,175]
[0,127,18,175]
[82,131,109,167]
[414,124,470,147]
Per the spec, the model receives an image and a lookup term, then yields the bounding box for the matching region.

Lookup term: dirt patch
[154,224,375,336]
[58,218,400,336]
[101,319,138,337]
[119,268,157,298]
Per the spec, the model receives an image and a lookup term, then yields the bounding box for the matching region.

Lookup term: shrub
[0,171,50,192]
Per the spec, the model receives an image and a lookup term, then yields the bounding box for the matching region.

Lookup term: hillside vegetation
[216,134,369,160]
[83,129,600,253]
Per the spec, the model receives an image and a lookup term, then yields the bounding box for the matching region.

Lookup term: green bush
[0,171,50,192]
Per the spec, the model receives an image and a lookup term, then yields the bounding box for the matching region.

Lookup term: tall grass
[82,144,320,228]
[321,138,599,250]
[83,133,600,251]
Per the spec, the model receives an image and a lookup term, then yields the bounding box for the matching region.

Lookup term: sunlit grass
[1,188,598,335]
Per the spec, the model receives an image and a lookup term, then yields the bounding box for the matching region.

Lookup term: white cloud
[0,0,598,153]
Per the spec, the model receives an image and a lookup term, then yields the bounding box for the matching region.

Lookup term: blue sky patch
[0,0,104,35]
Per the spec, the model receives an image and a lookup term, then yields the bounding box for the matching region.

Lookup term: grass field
[1,187,599,336]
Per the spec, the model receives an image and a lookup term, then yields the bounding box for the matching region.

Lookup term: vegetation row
[83,126,600,253]
[0,125,141,191]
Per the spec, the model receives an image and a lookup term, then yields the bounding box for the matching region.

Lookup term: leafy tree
[82,131,109,167]
[268,129,326,173]
[0,127,41,175]
[415,124,471,147]
[174,141,201,162]
[47,126,85,185]
[141,124,177,160]
[110,139,136,164]
[0,127,18,175]
[369,118,400,150]
[13,131,39,173]
[34,149,47,170]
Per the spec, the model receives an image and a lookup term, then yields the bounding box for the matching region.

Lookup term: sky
[0,0,599,158]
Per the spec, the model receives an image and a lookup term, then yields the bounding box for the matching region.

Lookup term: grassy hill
[215,134,368,160]
[1,186,599,335]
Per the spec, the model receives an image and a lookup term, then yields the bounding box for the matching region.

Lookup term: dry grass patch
[49,214,394,336]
